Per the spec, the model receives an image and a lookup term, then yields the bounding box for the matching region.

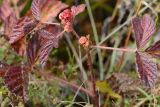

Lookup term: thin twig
[42,22,61,26]
[91,45,137,53]
[57,30,65,38]
[72,29,80,39]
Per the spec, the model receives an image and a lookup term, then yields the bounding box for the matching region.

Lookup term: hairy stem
[57,30,65,38]
[72,29,80,39]
[91,45,137,53]
[86,48,99,107]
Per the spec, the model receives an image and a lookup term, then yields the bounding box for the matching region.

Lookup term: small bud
[78,36,90,47]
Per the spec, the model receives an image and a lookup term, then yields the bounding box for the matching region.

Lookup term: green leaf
[96,81,122,100]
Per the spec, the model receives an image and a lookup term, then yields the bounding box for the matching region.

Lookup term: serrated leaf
[4,66,29,101]
[132,14,155,49]
[71,4,86,17]
[31,0,41,20]
[38,29,59,41]
[9,16,33,44]
[145,40,160,58]
[39,40,56,66]
[136,52,157,87]
[38,29,59,66]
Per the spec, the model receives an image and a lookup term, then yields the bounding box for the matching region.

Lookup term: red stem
[72,29,80,39]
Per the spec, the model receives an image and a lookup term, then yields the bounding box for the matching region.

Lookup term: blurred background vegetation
[0,0,160,107]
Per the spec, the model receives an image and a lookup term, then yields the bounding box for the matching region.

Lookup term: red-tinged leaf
[145,40,160,58]
[4,66,29,101]
[136,52,157,87]
[71,4,86,17]
[24,20,38,34]
[11,37,26,56]
[38,29,60,41]
[132,14,155,49]
[132,17,143,48]
[39,40,56,66]
[27,34,40,66]
[141,14,155,46]
[38,30,60,66]
[9,17,33,44]
[31,0,41,20]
